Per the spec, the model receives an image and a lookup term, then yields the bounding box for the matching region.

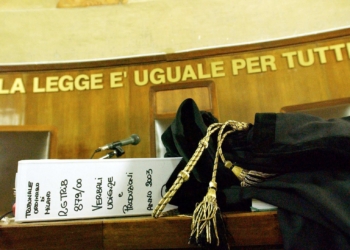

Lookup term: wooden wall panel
[0,29,349,159]
[128,65,151,158]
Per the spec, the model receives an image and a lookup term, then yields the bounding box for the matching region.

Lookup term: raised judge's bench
[0,211,282,249]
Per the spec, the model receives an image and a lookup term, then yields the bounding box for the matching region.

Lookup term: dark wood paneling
[0,29,349,159]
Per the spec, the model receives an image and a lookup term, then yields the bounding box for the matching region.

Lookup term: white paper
[15,158,181,222]
[251,199,277,212]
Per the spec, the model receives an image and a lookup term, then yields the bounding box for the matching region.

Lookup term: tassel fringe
[153,120,250,249]
[190,187,219,246]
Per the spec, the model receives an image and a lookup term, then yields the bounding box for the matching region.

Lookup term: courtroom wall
[1,30,349,159]
[1,0,350,64]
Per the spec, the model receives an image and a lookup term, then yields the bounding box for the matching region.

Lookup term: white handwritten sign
[15,158,180,222]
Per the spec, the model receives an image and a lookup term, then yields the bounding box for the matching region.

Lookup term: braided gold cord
[215,121,277,187]
[152,123,222,218]
[218,120,250,172]
[190,121,236,245]
[152,120,249,219]
[190,121,248,247]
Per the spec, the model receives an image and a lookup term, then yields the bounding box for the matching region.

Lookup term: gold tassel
[153,120,250,249]
[152,123,221,218]
[189,121,249,249]
[190,181,220,246]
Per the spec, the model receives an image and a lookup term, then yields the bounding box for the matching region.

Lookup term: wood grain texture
[0,220,103,250]
[0,29,349,159]
[0,212,282,249]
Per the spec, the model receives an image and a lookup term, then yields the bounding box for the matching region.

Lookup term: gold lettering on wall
[282,42,350,68]
[2,30,350,161]
[110,72,125,88]
[231,55,277,75]
[0,78,25,94]
[134,61,226,86]
[1,41,350,95]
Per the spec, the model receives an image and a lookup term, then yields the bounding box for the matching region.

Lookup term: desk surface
[0,211,282,249]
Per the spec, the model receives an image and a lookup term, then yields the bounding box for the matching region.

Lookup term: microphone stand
[99,146,125,159]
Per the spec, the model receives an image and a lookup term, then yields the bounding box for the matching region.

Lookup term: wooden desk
[0,211,282,249]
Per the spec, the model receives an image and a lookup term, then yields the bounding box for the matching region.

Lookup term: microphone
[96,134,141,152]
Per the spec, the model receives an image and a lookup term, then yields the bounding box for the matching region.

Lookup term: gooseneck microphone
[95,134,141,152]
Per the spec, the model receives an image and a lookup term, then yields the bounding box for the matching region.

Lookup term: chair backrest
[0,125,57,216]
[280,97,350,119]
[149,81,219,157]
